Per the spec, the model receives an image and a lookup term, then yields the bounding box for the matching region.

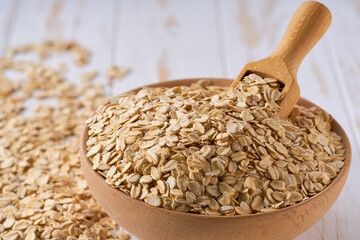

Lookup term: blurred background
[0,0,359,239]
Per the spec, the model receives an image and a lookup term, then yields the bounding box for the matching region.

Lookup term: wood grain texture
[111,0,224,94]
[68,0,116,94]
[218,0,353,140]
[217,3,359,237]
[8,0,75,45]
[317,2,360,238]
[231,1,331,119]
[4,0,78,117]
[271,1,331,76]
[1,0,359,239]
[325,0,360,151]
[81,78,351,240]
[0,0,18,55]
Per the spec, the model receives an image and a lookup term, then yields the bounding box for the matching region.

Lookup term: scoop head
[230,56,300,119]
[230,1,332,119]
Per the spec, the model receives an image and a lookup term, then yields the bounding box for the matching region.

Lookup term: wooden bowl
[80,78,351,240]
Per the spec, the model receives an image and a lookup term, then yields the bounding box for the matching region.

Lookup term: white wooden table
[1,0,359,239]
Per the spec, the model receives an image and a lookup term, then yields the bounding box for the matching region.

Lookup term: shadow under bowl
[80,78,351,240]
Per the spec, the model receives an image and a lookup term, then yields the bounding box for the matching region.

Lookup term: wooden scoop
[230,1,332,118]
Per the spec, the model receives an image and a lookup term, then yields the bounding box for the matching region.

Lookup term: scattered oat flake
[116,232,131,240]
[107,65,131,80]
[0,41,125,239]
[81,70,98,84]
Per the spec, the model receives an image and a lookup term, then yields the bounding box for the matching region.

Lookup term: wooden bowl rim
[81,78,351,220]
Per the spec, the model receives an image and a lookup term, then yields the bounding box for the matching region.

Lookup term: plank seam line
[111,0,121,65]
[325,33,360,154]
[69,0,81,39]
[109,0,122,96]
[0,0,20,56]
[213,0,229,78]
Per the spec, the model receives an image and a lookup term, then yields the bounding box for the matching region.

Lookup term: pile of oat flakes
[87,74,345,216]
[0,40,129,239]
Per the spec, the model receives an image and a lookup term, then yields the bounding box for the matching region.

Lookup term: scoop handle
[271,1,331,75]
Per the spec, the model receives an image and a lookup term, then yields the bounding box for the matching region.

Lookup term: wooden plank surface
[325,0,360,151]
[0,0,18,55]
[0,0,359,239]
[112,0,224,94]
[6,0,77,75]
[322,1,360,238]
[8,0,74,44]
[69,0,115,93]
[218,1,359,239]
[4,0,78,116]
